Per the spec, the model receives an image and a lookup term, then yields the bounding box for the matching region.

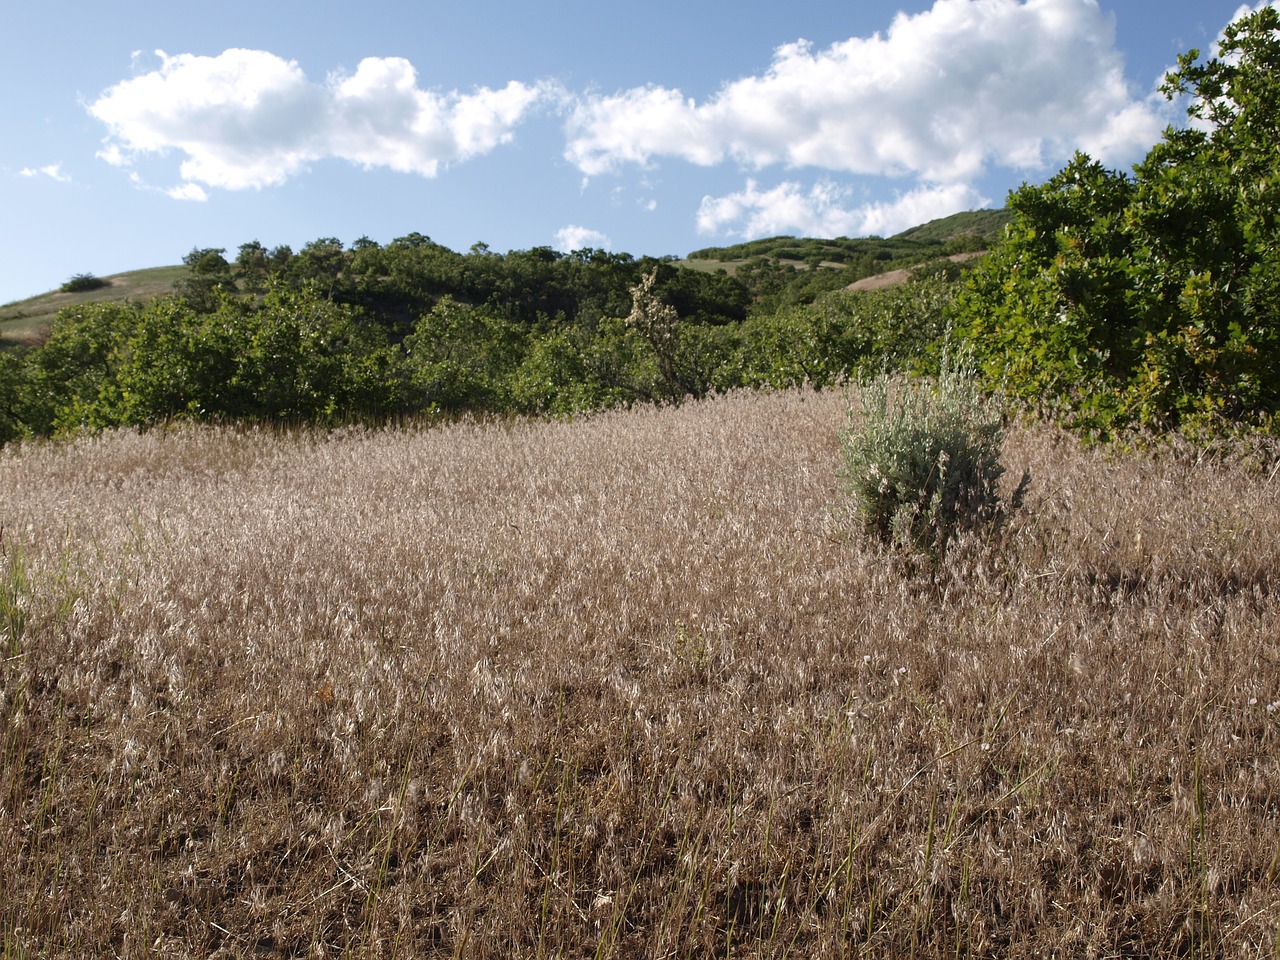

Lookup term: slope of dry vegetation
[2,389,1278,957]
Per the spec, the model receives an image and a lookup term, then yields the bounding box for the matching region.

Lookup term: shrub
[840,351,1028,556]
[60,273,109,293]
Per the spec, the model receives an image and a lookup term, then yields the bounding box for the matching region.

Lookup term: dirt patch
[846,251,986,292]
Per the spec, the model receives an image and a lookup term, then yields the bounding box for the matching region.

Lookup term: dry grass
[0,265,188,344]
[1,388,1278,958]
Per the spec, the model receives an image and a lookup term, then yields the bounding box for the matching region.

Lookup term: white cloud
[88,49,554,193]
[166,183,208,202]
[697,180,857,238]
[19,163,71,182]
[854,182,991,236]
[566,0,1171,181]
[697,179,989,239]
[554,225,612,252]
[327,57,547,177]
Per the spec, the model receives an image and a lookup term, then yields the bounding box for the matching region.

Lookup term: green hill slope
[0,265,187,345]
[892,207,1011,243]
[679,208,1007,277]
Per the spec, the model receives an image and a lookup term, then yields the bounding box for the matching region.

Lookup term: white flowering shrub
[840,351,1028,556]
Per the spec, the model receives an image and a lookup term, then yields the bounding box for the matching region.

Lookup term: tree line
[0,236,956,444]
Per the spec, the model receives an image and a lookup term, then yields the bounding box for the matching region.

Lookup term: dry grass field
[1,387,1278,958]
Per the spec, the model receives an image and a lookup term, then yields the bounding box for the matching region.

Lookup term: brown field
[1,388,1278,958]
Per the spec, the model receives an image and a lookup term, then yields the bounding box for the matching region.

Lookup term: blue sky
[1,0,1270,305]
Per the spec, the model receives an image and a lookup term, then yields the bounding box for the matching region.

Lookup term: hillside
[845,249,988,292]
[892,207,1011,243]
[679,208,1007,276]
[0,265,187,344]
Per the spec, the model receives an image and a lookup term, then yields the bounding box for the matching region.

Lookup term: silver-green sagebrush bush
[841,351,1030,556]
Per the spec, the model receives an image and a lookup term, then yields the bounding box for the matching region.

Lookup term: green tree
[740,276,956,390]
[60,273,109,293]
[178,247,236,312]
[956,154,1139,434]
[33,302,144,433]
[25,283,408,434]
[402,297,525,412]
[508,326,613,415]
[0,348,39,444]
[235,241,271,294]
[287,238,348,297]
[956,6,1280,438]
[1122,5,1280,427]
[619,267,742,401]
[230,283,394,420]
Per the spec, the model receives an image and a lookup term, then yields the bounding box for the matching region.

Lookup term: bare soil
[847,251,987,292]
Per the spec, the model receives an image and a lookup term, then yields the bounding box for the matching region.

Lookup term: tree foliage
[2,256,966,442]
[956,6,1280,438]
[17,285,407,435]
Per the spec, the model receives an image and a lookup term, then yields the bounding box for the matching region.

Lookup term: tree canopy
[955,6,1280,438]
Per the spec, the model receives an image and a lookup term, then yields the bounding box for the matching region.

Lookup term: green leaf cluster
[59,273,109,294]
[11,286,406,437]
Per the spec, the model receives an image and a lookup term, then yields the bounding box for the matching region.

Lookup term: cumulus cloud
[697,179,989,239]
[88,49,553,193]
[166,183,209,202]
[554,225,612,252]
[20,163,71,182]
[566,0,1171,181]
[853,182,993,236]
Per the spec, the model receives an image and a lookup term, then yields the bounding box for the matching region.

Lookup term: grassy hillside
[680,209,1007,277]
[892,207,1012,244]
[0,265,187,345]
[2,387,1276,956]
